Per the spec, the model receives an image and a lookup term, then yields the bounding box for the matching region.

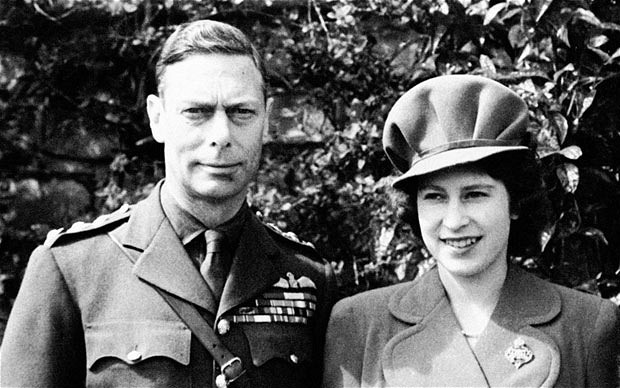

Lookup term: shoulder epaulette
[44,204,132,247]
[263,221,317,251]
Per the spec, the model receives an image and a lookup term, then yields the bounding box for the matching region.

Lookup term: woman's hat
[383,75,530,189]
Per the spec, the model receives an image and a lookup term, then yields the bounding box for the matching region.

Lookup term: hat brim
[392,146,530,189]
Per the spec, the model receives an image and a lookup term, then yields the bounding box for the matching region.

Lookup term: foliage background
[1,0,620,336]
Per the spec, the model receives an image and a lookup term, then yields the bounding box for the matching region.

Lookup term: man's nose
[205,110,232,148]
[442,200,470,229]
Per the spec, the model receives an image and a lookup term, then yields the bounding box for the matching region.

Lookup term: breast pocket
[241,323,316,388]
[85,320,191,388]
[243,323,313,367]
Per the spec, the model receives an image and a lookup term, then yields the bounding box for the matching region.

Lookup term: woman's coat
[323,265,619,387]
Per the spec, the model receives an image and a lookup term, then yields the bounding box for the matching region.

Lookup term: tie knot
[205,230,225,253]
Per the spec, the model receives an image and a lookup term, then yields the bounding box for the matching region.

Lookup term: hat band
[417,139,522,159]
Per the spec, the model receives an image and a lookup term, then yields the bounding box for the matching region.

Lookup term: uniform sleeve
[322,298,364,388]
[0,245,86,388]
[585,298,620,388]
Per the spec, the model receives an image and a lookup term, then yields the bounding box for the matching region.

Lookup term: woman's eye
[465,191,488,199]
[420,192,444,201]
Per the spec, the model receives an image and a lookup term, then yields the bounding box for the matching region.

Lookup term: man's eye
[229,108,256,119]
[183,108,206,115]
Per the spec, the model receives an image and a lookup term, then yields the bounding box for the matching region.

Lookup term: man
[1,20,337,388]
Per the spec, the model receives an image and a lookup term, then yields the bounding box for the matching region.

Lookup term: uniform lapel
[120,181,217,312]
[216,212,281,319]
[382,268,490,387]
[471,265,561,388]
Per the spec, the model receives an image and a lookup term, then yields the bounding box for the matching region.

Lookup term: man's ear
[146,94,165,144]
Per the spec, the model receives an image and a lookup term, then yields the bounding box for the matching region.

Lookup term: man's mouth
[441,237,481,249]
[198,162,242,171]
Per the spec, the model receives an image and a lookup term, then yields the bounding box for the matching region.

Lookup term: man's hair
[395,150,553,258]
[155,20,267,98]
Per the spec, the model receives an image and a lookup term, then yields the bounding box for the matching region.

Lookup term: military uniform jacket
[323,265,620,388]
[1,184,337,388]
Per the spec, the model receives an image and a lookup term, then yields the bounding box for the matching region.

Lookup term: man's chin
[189,182,246,203]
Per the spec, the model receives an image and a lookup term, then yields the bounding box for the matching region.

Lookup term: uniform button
[289,354,299,364]
[127,350,142,363]
[217,319,231,335]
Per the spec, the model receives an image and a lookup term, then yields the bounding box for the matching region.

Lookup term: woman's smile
[440,236,482,250]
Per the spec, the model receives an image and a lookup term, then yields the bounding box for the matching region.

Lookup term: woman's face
[416,165,512,280]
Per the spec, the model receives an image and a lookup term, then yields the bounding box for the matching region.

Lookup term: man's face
[147,54,269,208]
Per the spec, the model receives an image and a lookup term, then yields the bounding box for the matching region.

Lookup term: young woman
[322,75,620,388]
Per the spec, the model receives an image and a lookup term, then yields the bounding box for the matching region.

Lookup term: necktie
[201,230,227,301]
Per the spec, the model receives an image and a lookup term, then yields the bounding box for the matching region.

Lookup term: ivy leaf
[588,47,610,62]
[608,47,620,63]
[123,3,138,13]
[556,163,580,193]
[540,223,556,252]
[553,63,575,82]
[484,2,506,25]
[536,0,553,23]
[557,145,583,160]
[588,34,608,48]
[479,54,496,74]
[508,24,527,48]
[556,24,570,47]
[375,226,395,258]
[581,227,609,245]
[551,112,568,144]
[572,8,602,28]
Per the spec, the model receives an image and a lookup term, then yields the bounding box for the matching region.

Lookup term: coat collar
[119,181,282,317]
[471,265,561,387]
[217,211,281,318]
[383,264,561,387]
[387,264,561,326]
[120,181,217,312]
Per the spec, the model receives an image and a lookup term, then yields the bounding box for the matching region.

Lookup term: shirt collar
[160,181,249,249]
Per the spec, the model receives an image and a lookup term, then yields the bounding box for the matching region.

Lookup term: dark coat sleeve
[585,298,620,388]
[0,245,86,388]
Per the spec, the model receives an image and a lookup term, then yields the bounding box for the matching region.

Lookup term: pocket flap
[243,324,313,367]
[85,320,191,369]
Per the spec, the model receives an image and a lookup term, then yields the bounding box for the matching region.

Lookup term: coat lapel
[471,265,561,387]
[120,182,216,312]
[382,265,562,388]
[216,212,281,319]
[382,269,490,387]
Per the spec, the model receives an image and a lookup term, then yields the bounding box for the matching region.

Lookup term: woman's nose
[442,200,470,229]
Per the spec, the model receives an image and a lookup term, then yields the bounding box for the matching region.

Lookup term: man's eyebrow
[178,100,216,107]
[223,98,262,107]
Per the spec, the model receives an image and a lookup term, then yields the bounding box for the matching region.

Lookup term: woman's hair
[395,150,553,257]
